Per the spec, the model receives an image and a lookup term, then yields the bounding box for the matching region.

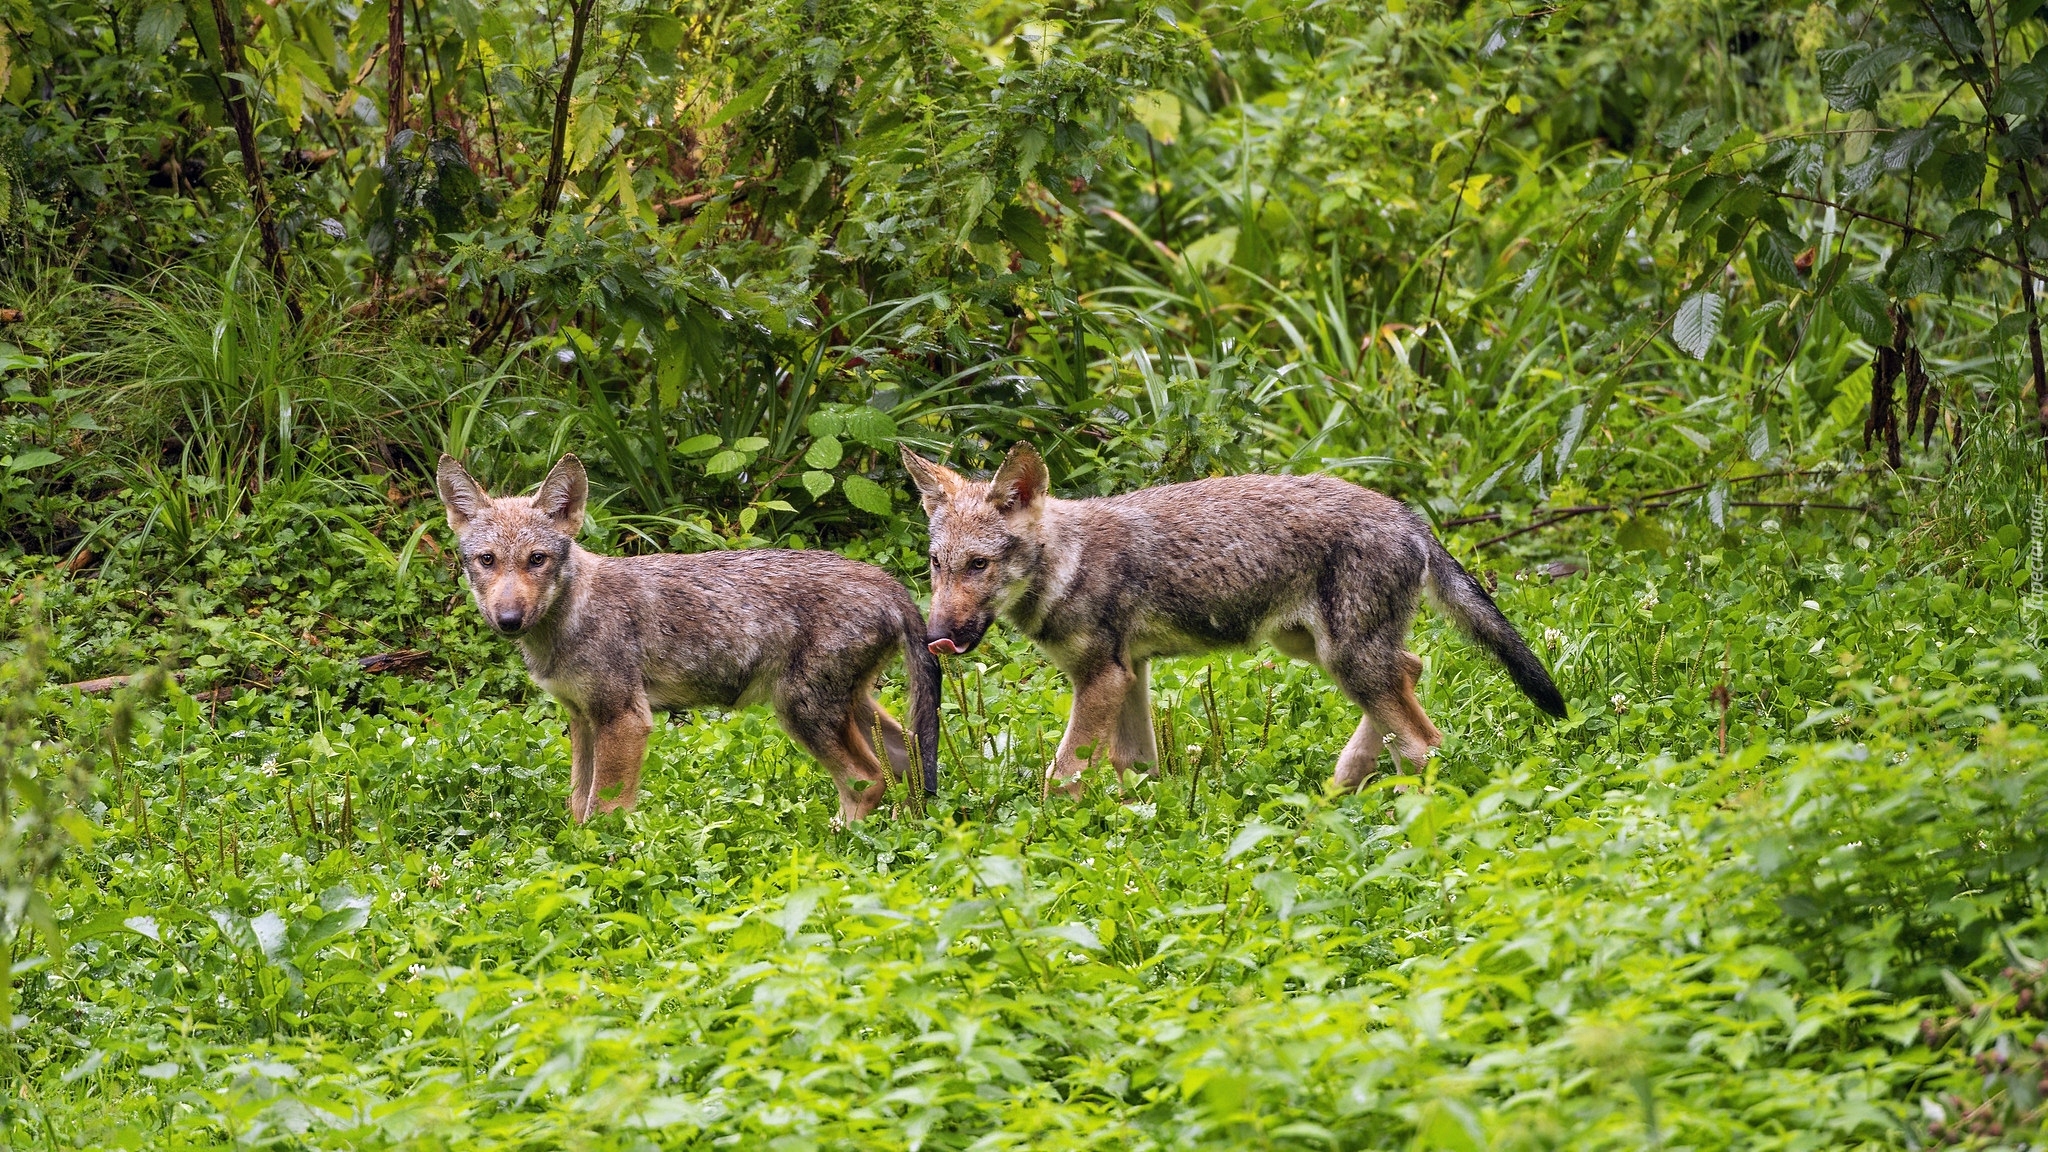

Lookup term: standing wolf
[438,453,940,823]
[902,443,1566,794]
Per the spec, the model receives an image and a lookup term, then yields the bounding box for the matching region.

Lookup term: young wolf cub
[438,453,940,822]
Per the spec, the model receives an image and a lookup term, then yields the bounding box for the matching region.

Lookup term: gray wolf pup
[438,453,940,823]
[901,443,1565,794]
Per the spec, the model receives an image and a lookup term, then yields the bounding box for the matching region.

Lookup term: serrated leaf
[840,406,897,447]
[1675,175,1731,232]
[1751,229,1802,287]
[1992,62,2048,116]
[1830,280,1894,345]
[802,470,834,498]
[1672,291,1724,359]
[1818,44,1879,112]
[805,410,845,438]
[804,435,843,469]
[842,474,892,515]
[134,0,182,57]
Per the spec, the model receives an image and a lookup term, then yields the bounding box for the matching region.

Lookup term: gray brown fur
[902,443,1565,794]
[438,453,940,823]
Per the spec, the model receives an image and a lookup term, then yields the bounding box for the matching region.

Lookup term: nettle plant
[1571,0,2048,472]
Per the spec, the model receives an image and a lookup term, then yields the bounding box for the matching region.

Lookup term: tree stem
[534,0,600,237]
[206,0,297,321]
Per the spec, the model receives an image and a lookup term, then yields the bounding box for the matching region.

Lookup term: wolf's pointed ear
[534,453,589,535]
[987,441,1049,517]
[900,446,964,514]
[437,454,487,531]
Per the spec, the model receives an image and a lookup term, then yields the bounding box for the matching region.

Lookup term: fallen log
[62,649,432,701]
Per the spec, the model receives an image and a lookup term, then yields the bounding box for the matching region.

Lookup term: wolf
[438,453,940,823]
[901,443,1566,794]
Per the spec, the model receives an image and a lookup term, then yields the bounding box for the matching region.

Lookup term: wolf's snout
[494,608,525,633]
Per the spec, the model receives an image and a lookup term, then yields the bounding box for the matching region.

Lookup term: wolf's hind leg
[589,703,653,817]
[1113,659,1158,774]
[782,692,891,821]
[1326,642,1442,773]
[1331,713,1383,790]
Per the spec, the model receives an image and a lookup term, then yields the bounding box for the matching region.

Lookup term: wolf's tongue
[927,638,960,656]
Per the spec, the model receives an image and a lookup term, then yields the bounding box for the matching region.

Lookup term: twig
[65,650,432,701]
[1472,498,1870,549]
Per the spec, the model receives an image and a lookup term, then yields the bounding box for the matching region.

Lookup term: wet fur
[439,453,940,823]
[903,443,1565,795]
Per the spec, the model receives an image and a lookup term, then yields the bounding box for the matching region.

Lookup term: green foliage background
[5,0,2048,1146]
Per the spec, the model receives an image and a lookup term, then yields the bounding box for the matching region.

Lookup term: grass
[6,422,2047,1147]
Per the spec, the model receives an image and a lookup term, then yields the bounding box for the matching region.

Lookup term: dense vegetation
[7,0,2048,1145]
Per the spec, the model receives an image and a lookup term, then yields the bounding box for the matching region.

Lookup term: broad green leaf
[134,1,183,58]
[8,448,61,471]
[732,436,770,453]
[1750,228,1801,288]
[1672,290,1723,359]
[840,407,897,447]
[801,470,834,498]
[804,435,843,469]
[805,410,845,438]
[1000,203,1050,264]
[677,433,722,455]
[703,449,744,475]
[1830,280,1893,346]
[842,474,892,515]
[1129,89,1181,143]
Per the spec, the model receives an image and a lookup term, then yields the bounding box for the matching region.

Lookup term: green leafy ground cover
[9,0,2048,1146]
[6,454,2047,1149]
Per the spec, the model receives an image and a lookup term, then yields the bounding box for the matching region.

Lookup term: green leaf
[1818,44,1879,112]
[1675,175,1731,232]
[841,474,892,515]
[1672,290,1723,359]
[802,470,834,498]
[8,448,61,471]
[1991,62,2048,117]
[732,436,770,453]
[805,410,845,438]
[706,70,777,129]
[134,0,183,58]
[1750,229,1802,288]
[704,449,745,475]
[1616,513,1672,554]
[840,406,897,447]
[804,435,843,469]
[677,433,722,455]
[1830,280,1894,346]
[1000,202,1051,264]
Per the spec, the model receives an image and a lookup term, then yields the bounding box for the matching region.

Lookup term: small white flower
[1611,693,1629,714]
[1542,627,1565,648]
[1801,599,1820,611]
[407,964,424,980]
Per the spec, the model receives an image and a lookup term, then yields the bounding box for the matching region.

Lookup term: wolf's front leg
[567,713,596,822]
[1112,659,1158,774]
[1049,663,1135,796]
[587,703,653,818]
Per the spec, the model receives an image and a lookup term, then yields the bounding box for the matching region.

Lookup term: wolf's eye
[928,552,941,570]
[528,551,548,569]
[476,552,496,569]
[967,557,991,573]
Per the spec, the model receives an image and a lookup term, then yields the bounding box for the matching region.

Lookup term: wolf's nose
[495,609,524,632]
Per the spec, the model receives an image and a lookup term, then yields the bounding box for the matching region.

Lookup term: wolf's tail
[1422,535,1569,719]
[899,602,943,795]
